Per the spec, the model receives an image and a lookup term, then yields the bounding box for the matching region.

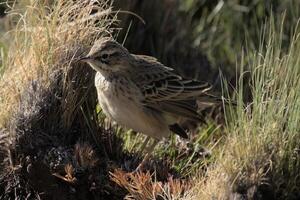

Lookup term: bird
[80,37,220,168]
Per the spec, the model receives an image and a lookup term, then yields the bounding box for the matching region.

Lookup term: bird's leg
[135,138,159,172]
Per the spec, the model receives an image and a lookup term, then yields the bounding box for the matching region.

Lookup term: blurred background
[113,0,298,85]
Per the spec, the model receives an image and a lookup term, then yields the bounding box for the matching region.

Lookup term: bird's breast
[94,72,170,139]
[95,72,142,123]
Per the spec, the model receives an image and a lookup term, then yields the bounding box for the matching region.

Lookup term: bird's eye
[101,53,109,60]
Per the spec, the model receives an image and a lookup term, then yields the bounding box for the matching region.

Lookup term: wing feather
[131,54,212,121]
[151,100,205,122]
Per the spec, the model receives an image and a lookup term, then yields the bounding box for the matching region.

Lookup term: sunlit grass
[184,16,300,200]
[0,0,115,128]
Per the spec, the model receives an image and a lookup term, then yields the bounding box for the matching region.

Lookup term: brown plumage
[80,37,220,141]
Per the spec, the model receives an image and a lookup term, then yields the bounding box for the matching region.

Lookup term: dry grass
[0,0,129,199]
[0,0,114,128]
[111,169,191,200]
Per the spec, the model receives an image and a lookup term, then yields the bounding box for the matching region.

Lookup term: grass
[184,16,300,200]
[0,1,128,199]
[0,0,116,128]
[179,0,300,69]
[1,0,300,199]
[120,122,222,177]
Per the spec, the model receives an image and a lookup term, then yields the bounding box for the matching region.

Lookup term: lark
[80,37,217,164]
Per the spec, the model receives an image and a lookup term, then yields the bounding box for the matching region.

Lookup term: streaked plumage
[81,37,217,140]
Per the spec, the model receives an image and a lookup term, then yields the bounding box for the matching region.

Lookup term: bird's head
[80,37,132,74]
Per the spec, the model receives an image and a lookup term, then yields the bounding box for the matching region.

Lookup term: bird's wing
[131,54,212,121]
[132,55,212,101]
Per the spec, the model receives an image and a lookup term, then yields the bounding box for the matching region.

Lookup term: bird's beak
[78,56,91,62]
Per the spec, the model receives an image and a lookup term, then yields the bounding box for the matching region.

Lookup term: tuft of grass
[184,15,300,200]
[0,0,114,128]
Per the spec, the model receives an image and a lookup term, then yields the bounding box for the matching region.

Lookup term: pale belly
[95,72,170,139]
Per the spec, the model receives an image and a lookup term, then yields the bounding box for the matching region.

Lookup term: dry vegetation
[0,0,114,127]
[0,0,126,199]
[0,0,300,199]
[111,169,192,200]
